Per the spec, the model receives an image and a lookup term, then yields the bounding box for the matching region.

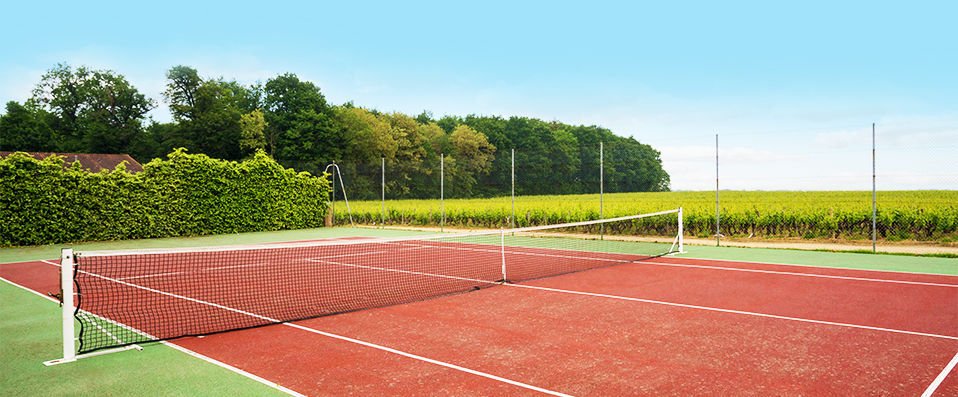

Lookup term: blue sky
[2,1,955,190]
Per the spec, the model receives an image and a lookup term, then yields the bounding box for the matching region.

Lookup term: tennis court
[1,214,956,395]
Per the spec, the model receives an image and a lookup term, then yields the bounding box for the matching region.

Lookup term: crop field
[335,190,958,243]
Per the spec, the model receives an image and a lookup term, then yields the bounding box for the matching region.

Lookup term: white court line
[301,257,958,340]
[504,283,958,341]
[50,263,568,396]
[1,273,58,301]
[37,247,958,392]
[922,350,958,397]
[159,342,306,397]
[2,271,305,397]
[281,322,571,397]
[119,270,189,280]
[681,255,958,278]
[118,262,269,280]
[304,258,497,285]
[380,241,957,288]
[641,260,958,288]
[80,238,954,289]
[204,263,268,271]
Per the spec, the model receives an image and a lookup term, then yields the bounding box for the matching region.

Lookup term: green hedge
[0,149,331,246]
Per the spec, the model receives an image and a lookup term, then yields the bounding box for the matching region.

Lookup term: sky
[1,0,955,190]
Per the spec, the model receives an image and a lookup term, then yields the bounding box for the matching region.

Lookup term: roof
[0,152,145,173]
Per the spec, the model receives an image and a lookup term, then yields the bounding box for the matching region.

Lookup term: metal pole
[60,248,75,362]
[381,157,385,228]
[331,161,336,226]
[678,207,684,253]
[440,153,444,232]
[511,148,515,229]
[600,141,604,239]
[335,165,354,227]
[872,123,877,253]
[716,134,720,247]
[500,228,507,282]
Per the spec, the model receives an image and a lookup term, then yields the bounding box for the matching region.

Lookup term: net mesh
[72,210,681,354]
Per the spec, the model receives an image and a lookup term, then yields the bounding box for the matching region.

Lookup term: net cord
[78,209,681,258]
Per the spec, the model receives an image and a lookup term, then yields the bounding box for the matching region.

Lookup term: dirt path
[359,225,958,255]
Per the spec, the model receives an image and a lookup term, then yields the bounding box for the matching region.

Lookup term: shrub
[0,149,331,246]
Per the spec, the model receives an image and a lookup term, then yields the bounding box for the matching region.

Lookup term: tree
[162,66,244,160]
[446,125,496,197]
[164,65,202,121]
[0,101,55,152]
[436,115,462,134]
[330,106,397,199]
[263,73,337,174]
[30,63,154,153]
[239,109,267,154]
[414,110,433,124]
[382,113,429,198]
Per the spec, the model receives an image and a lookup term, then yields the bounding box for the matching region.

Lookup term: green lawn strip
[453,231,957,276]
[0,226,432,263]
[682,244,958,275]
[0,281,288,396]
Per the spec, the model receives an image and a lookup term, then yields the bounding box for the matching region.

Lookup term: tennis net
[64,208,683,355]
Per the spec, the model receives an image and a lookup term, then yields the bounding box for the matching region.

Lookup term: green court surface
[682,244,958,276]
[1,226,955,395]
[0,281,287,396]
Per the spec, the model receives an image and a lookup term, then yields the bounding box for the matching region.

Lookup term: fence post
[716,134,720,247]
[440,153,444,232]
[511,148,515,229]
[872,123,877,253]
[331,161,336,226]
[600,141,604,239]
[381,157,385,228]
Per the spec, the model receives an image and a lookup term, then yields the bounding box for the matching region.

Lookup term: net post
[60,248,75,361]
[500,228,507,282]
[678,207,685,253]
[45,248,76,365]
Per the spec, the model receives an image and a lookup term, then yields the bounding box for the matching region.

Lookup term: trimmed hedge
[0,149,331,246]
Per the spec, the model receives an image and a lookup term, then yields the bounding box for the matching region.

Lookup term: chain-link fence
[323,125,957,251]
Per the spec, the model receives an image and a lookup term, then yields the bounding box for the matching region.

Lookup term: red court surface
[2,249,957,395]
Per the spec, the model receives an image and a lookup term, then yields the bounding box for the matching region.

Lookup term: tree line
[0,63,670,199]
